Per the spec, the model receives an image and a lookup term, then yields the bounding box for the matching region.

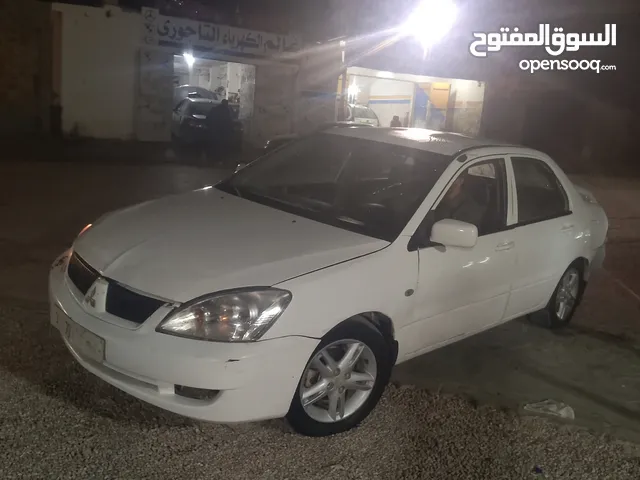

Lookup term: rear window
[188,102,215,116]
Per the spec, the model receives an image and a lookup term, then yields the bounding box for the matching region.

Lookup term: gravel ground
[1,303,640,480]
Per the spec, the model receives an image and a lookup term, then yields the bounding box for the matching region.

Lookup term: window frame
[408,156,510,251]
[509,155,572,227]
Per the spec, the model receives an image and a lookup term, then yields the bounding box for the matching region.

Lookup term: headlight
[156,288,292,342]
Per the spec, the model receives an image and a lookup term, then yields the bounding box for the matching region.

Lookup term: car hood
[73,187,388,302]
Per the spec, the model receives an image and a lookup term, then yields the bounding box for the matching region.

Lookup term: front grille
[105,281,166,324]
[67,253,99,295]
[67,252,166,325]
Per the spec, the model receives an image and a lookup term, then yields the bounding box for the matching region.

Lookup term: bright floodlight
[402,0,457,50]
[347,81,360,98]
[183,52,195,69]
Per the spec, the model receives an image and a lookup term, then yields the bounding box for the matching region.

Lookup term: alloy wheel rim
[299,339,377,423]
[555,269,580,321]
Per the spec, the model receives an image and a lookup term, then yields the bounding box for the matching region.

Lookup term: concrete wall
[54,3,139,139]
[227,63,242,96]
[295,46,343,133]
[448,80,486,136]
[0,0,52,136]
[237,64,255,120]
[53,3,305,144]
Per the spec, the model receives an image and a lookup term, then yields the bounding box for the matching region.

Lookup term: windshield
[217,132,450,241]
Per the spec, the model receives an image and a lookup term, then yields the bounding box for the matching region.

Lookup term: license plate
[52,307,105,363]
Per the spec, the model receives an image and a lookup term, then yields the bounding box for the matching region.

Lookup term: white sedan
[49,128,608,436]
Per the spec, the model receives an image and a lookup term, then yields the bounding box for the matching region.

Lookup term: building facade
[0,0,52,137]
[50,2,341,145]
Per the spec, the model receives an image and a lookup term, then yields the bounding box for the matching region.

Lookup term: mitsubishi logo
[85,286,97,308]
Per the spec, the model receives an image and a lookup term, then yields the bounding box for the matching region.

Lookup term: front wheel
[286,318,391,437]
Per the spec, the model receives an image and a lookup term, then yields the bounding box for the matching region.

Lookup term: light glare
[183,52,195,69]
[347,80,360,98]
[402,0,458,50]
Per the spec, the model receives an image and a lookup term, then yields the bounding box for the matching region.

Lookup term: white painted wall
[208,63,227,95]
[54,3,139,139]
[227,63,242,95]
[348,66,443,85]
[367,78,414,127]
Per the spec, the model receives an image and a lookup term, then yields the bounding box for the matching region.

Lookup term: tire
[544,263,585,329]
[286,317,391,437]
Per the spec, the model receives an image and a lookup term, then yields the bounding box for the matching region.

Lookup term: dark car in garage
[171,98,243,151]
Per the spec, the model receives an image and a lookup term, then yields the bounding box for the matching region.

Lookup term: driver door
[401,157,516,358]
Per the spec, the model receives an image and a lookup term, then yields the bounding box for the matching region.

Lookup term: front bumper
[49,251,319,423]
[592,243,606,271]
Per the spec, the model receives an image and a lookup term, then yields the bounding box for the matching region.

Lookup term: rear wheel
[544,264,585,328]
[286,318,391,437]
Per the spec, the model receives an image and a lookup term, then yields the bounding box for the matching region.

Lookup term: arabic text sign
[470,24,616,57]
[142,7,300,56]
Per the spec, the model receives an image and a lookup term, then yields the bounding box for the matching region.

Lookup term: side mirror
[234,162,247,173]
[430,219,478,248]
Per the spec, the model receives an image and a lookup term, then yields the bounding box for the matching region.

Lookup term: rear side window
[512,157,570,224]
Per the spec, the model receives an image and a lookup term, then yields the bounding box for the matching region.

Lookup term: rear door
[504,155,581,318]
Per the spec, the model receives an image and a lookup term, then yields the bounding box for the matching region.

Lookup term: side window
[433,158,507,236]
[512,157,570,224]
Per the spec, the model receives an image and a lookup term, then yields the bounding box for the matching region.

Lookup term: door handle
[561,224,574,232]
[495,241,515,251]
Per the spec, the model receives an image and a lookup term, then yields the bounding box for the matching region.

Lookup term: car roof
[325,127,527,157]
[176,85,209,90]
[185,97,218,104]
[321,121,373,128]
